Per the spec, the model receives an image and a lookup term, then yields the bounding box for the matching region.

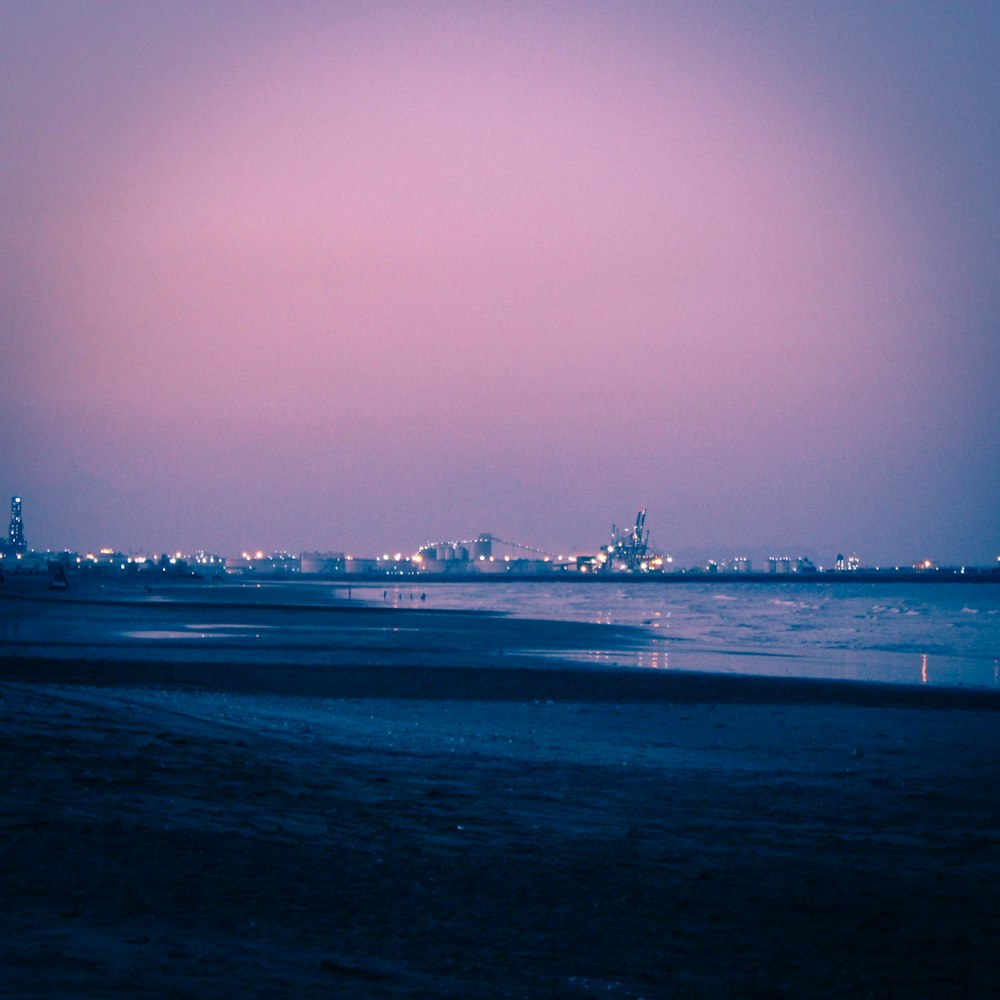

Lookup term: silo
[472,534,493,560]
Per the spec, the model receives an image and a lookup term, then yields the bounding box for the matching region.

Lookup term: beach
[2,587,1000,997]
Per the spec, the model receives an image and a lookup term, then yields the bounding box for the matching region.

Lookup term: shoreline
[4,569,1000,594]
[3,575,999,693]
[4,652,1000,712]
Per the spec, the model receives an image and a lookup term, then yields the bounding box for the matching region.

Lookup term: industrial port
[4,496,997,583]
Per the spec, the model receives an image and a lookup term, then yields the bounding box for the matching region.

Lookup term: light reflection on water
[161,581,998,686]
[384,580,999,687]
[530,643,984,687]
[9,578,996,688]
[123,629,267,640]
[123,630,208,641]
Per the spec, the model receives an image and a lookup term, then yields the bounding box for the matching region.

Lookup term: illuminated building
[231,551,300,574]
[8,496,26,551]
[471,534,493,560]
[604,509,652,572]
[300,552,346,574]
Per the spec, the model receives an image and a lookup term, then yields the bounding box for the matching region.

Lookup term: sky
[3,0,998,565]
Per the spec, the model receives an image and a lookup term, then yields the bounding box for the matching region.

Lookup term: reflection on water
[534,641,995,688]
[527,647,666,670]
[124,630,220,640]
[4,578,998,689]
[391,580,999,687]
[124,629,265,640]
[636,648,668,670]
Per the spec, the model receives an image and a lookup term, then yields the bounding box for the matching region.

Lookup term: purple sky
[3,1,998,564]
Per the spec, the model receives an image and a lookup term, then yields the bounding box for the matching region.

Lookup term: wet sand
[2,593,1000,997]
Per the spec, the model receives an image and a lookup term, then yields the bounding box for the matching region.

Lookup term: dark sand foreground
[2,602,1000,997]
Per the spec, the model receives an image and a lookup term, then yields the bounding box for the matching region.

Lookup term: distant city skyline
[4,2,998,564]
[3,492,997,572]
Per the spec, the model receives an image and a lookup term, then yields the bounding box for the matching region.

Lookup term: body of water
[3,578,998,689]
[352,579,1000,688]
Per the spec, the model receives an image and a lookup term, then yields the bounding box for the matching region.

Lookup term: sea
[250,577,1000,689]
[352,579,1000,688]
[3,577,999,689]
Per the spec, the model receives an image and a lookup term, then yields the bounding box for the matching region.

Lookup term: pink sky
[4,2,998,562]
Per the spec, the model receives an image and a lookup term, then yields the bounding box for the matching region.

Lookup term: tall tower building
[8,496,26,551]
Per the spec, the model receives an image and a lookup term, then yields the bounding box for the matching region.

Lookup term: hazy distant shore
[315,570,1000,583]
[4,568,1000,591]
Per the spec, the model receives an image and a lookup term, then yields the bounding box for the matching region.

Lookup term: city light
[1,493,996,581]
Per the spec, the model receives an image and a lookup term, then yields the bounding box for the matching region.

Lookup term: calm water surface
[353,579,1000,688]
[4,578,998,688]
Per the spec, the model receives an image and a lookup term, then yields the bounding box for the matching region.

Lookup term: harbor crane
[606,509,650,571]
